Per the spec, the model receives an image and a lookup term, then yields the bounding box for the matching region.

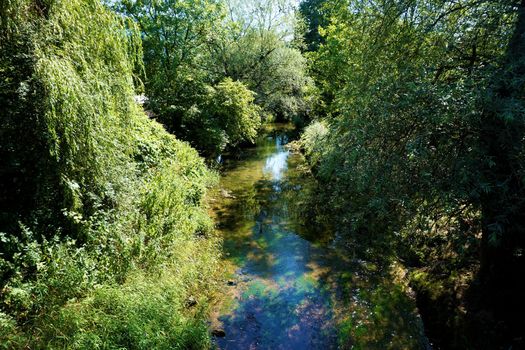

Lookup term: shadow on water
[210,124,429,349]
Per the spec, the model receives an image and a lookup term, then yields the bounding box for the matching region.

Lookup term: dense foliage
[299,0,524,348]
[183,78,262,154]
[2,0,524,348]
[298,0,329,52]
[116,0,313,154]
[207,0,316,125]
[0,0,219,348]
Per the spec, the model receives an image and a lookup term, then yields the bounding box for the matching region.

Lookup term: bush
[183,78,261,155]
[299,120,329,168]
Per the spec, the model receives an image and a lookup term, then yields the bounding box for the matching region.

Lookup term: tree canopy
[115,0,312,154]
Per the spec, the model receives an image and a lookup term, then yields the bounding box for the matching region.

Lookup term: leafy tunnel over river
[209,124,431,349]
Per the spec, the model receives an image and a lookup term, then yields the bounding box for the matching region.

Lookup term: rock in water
[220,189,236,199]
[212,329,226,337]
[185,296,197,308]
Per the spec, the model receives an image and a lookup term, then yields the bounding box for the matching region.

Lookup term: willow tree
[1,0,144,243]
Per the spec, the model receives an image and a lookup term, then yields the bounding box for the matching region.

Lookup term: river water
[210,124,429,349]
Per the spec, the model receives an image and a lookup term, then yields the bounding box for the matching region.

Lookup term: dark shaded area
[299,0,328,52]
[0,16,69,273]
[463,1,525,348]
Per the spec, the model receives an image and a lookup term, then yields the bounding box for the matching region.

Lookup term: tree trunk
[476,0,525,346]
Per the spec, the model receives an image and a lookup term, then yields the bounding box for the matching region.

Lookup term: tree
[298,0,328,52]
[206,0,315,123]
[477,0,525,340]
[116,0,314,151]
[114,0,225,133]
[301,0,523,346]
[183,78,262,155]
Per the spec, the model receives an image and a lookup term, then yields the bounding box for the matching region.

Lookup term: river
[210,124,430,349]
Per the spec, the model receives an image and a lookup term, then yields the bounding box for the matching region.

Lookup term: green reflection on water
[210,124,429,350]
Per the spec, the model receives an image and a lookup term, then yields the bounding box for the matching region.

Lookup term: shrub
[183,78,262,155]
[299,120,328,168]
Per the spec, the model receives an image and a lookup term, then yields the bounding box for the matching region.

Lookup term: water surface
[210,124,429,349]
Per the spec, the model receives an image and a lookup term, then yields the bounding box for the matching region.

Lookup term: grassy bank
[1,1,220,348]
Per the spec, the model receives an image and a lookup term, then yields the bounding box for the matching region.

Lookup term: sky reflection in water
[263,135,289,182]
